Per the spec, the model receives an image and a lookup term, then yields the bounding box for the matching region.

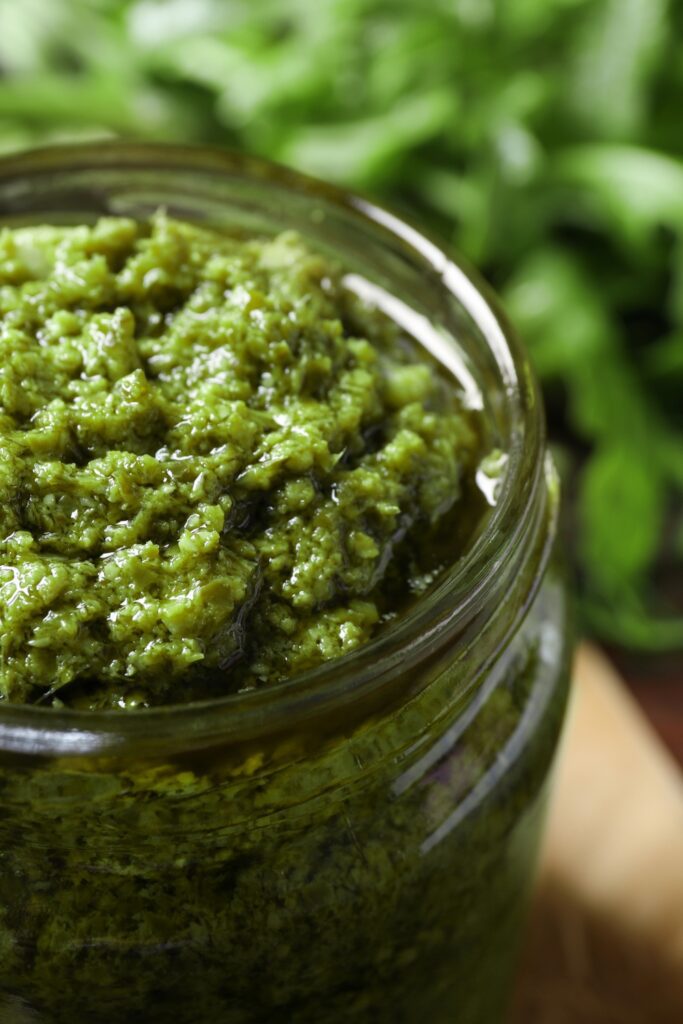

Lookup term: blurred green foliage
[0,0,682,650]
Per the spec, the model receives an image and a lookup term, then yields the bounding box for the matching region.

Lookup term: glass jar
[0,143,571,1024]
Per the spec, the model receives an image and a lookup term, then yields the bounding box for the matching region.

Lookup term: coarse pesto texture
[0,574,570,1024]
[0,214,478,709]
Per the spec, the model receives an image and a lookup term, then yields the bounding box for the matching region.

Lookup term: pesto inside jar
[0,213,488,710]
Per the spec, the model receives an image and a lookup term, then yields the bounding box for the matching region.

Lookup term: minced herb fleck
[0,214,477,709]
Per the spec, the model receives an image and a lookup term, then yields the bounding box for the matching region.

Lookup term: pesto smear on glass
[0,214,481,710]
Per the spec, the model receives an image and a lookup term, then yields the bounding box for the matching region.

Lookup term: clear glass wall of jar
[0,144,571,1024]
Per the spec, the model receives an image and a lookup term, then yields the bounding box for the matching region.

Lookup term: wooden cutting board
[510,644,683,1024]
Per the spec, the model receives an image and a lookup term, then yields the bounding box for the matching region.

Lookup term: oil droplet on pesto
[0,213,487,709]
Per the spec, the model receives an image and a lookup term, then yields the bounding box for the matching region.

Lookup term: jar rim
[0,141,548,757]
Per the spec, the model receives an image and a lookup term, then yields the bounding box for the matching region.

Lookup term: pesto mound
[0,215,477,708]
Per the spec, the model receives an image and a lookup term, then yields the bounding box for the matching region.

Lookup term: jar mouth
[0,141,548,756]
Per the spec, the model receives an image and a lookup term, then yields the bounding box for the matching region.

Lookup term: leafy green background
[0,0,681,651]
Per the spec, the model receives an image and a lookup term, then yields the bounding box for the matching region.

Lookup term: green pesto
[0,209,571,1024]
[0,574,570,1024]
[0,214,477,709]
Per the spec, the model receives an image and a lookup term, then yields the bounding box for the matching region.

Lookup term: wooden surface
[510,644,683,1023]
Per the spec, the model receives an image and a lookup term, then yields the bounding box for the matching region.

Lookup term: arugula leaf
[579,445,664,588]
[556,144,683,246]
[566,0,668,139]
